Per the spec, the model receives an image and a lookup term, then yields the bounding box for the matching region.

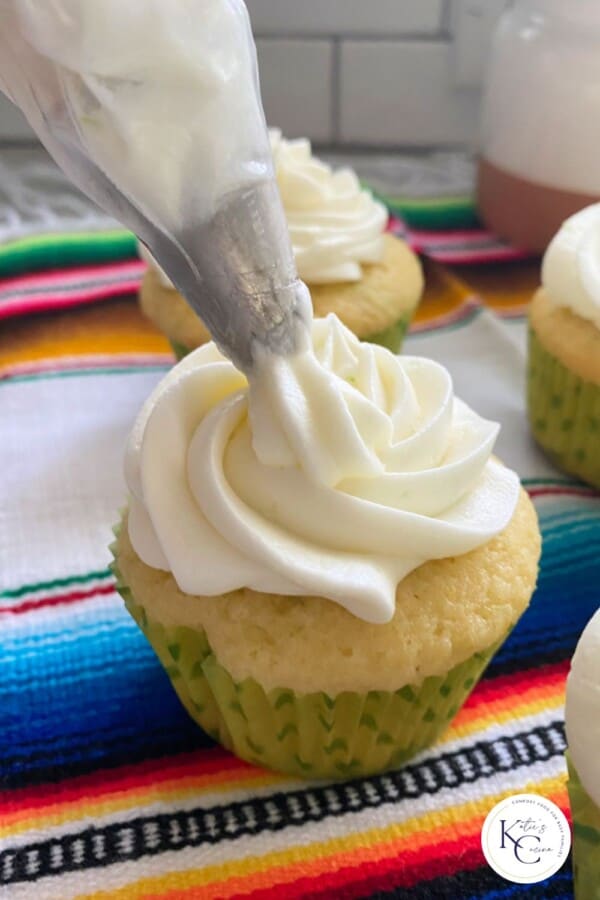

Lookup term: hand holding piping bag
[0,0,311,370]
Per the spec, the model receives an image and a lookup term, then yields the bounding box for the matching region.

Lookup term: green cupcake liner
[363,312,411,354]
[567,754,600,899]
[111,528,507,780]
[527,326,600,489]
[169,339,191,362]
[169,313,412,364]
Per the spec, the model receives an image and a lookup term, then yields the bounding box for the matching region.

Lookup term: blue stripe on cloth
[0,603,209,780]
[483,499,600,676]
[371,863,573,898]
[0,495,598,785]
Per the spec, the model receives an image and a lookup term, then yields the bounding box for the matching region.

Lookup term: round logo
[481,793,571,884]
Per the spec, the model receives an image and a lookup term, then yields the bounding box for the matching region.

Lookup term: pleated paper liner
[111,527,509,780]
[363,312,411,354]
[527,326,600,489]
[567,754,600,899]
[169,339,192,362]
[169,312,412,363]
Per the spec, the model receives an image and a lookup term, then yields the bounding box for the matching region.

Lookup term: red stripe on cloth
[528,485,600,500]
[227,834,484,900]
[0,260,145,319]
[407,226,495,244]
[429,246,530,264]
[0,747,255,813]
[468,659,568,704]
[0,261,144,292]
[0,279,142,318]
[0,582,116,616]
[387,216,530,263]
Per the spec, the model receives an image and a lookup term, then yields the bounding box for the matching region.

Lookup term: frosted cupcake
[528,205,600,488]
[566,608,600,899]
[139,131,424,358]
[112,315,540,779]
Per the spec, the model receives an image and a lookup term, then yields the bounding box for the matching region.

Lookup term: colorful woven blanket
[0,223,597,900]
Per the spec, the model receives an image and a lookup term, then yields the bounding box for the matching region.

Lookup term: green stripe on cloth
[3,364,170,386]
[372,191,479,230]
[0,230,138,277]
[0,569,112,599]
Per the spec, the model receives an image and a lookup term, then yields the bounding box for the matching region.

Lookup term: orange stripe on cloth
[413,256,538,329]
[0,295,170,370]
[73,776,568,900]
[412,258,473,326]
[441,662,566,744]
[445,259,540,314]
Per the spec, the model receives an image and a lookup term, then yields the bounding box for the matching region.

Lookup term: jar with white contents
[477,0,600,253]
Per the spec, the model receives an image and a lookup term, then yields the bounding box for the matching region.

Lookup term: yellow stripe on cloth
[0,296,170,370]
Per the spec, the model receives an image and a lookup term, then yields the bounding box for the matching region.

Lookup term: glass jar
[477,0,600,253]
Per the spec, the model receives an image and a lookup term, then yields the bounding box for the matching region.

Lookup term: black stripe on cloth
[0,725,210,782]
[486,645,572,678]
[0,721,566,887]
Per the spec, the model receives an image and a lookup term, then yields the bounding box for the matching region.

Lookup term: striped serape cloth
[1,235,597,900]
[0,191,533,323]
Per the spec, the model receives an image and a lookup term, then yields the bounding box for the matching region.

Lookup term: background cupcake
[566,608,600,899]
[139,131,423,358]
[528,204,600,488]
[113,316,540,780]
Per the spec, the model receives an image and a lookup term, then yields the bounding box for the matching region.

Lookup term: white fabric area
[1,309,556,595]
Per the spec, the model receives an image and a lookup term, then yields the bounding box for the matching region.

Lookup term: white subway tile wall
[246,0,444,36]
[339,42,480,146]
[255,39,334,142]
[0,0,507,146]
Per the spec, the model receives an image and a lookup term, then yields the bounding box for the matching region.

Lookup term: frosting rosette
[126,315,519,624]
[542,202,600,329]
[566,607,600,808]
[269,130,387,284]
[140,129,388,287]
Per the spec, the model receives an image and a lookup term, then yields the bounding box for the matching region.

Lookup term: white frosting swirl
[269,130,387,284]
[542,203,600,330]
[566,607,600,807]
[140,130,387,288]
[126,315,519,625]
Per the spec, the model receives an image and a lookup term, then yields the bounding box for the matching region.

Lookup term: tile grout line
[331,37,341,144]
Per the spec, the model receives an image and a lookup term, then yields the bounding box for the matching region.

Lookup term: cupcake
[527,204,600,488]
[139,131,424,359]
[112,315,540,779]
[566,608,600,899]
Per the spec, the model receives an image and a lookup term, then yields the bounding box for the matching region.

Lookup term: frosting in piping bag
[126,315,520,624]
[140,130,387,287]
[542,203,600,330]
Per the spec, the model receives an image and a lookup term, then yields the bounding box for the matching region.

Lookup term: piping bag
[0,0,312,372]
